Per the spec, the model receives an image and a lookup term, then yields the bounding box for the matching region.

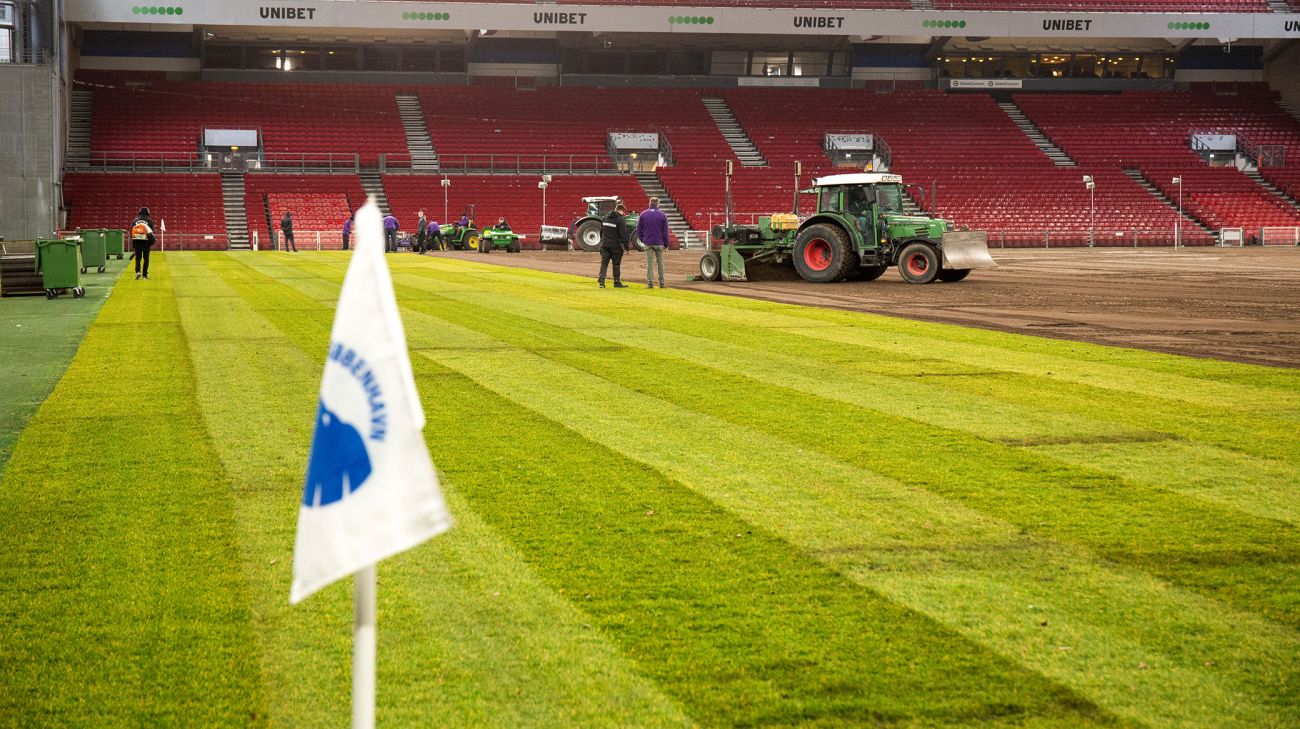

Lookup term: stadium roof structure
[66,0,1300,40]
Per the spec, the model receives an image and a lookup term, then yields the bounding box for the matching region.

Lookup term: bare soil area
[430,247,1300,368]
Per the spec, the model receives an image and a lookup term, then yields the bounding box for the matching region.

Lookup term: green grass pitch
[1,251,1297,727]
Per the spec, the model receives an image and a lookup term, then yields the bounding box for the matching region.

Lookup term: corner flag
[291,198,452,605]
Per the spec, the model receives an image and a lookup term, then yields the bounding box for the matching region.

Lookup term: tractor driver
[848,186,874,238]
[495,216,511,231]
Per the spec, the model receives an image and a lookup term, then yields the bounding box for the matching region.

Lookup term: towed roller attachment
[939,231,997,271]
[540,225,571,249]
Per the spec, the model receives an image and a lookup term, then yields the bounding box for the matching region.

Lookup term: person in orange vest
[129,207,156,280]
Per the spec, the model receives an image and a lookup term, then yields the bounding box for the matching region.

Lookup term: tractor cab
[806,173,949,246]
[583,196,624,217]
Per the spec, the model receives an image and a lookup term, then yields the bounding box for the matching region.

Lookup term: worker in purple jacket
[382,213,399,253]
[341,214,354,251]
[635,197,671,288]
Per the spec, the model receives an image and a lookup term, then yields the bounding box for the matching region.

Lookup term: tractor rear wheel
[575,220,603,252]
[466,234,480,251]
[699,251,721,281]
[938,268,971,282]
[793,224,855,283]
[897,242,940,284]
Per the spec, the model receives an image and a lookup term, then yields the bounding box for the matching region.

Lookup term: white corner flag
[290,198,452,726]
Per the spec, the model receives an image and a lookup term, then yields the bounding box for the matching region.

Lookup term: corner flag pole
[354,564,377,729]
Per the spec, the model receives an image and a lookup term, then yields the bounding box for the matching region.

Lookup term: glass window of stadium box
[940,52,1174,80]
[363,45,400,72]
[401,47,437,72]
[750,52,790,77]
[324,47,360,71]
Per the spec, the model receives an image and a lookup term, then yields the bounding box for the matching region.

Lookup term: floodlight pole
[1083,175,1095,247]
[1173,176,1183,248]
[441,178,450,226]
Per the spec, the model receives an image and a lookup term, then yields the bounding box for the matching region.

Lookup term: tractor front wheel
[509,240,521,253]
[793,224,855,283]
[699,251,721,281]
[898,242,940,284]
[938,268,971,282]
[575,220,603,252]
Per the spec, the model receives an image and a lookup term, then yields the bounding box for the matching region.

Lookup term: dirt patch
[427,247,1300,368]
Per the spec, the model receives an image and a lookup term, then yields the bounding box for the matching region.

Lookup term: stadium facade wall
[0,64,57,240]
[1264,44,1300,109]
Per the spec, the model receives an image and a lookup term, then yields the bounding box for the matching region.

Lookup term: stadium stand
[87,81,409,165]
[1015,90,1300,231]
[1260,167,1300,200]
[63,173,228,249]
[243,174,367,249]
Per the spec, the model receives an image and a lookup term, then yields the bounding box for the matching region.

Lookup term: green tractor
[571,196,641,252]
[479,225,524,254]
[700,173,996,284]
[440,205,480,251]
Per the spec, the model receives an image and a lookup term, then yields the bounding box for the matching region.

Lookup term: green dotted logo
[132,5,183,15]
[922,19,966,29]
[402,11,450,21]
[1168,21,1210,30]
[669,16,714,25]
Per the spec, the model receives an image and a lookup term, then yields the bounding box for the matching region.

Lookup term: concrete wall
[0,64,57,240]
[1265,44,1300,110]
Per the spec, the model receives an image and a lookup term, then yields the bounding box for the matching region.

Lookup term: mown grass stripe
[215,254,1126,727]
[246,253,1300,727]
[169,253,692,727]
[0,260,126,478]
[0,256,266,725]
[1033,440,1300,526]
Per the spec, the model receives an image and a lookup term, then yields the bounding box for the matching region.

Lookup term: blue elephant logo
[302,401,373,507]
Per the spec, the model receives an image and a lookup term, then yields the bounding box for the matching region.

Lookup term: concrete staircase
[67,89,94,170]
[1278,100,1300,125]
[359,173,392,216]
[1243,168,1300,211]
[1263,0,1292,12]
[997,100,1076,167]
[220,172,250,249]
[702,97,767,167]
[1123,169,1215,235]
[395,94,439,172]
[633,171,692,241]
[910,0,935,9]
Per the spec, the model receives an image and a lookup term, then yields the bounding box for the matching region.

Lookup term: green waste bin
[104,229,126,259]
[35,239,85,299]
[77,231,108,274]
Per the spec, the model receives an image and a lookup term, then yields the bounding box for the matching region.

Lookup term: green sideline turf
[1,251,1297,727]
[0,258,124,478]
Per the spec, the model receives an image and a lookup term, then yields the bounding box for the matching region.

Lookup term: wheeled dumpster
[82,228,126,261]
[76,231,108,274]
[35,239,85,299]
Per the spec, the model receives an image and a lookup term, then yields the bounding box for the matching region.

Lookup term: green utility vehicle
[440,205,480,251]
[700,173,996,284]
[571,196,641,252]
[479,226,523,254]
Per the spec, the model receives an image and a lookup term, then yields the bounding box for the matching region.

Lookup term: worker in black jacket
[597,202,630,288]
[129,207,156,280]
